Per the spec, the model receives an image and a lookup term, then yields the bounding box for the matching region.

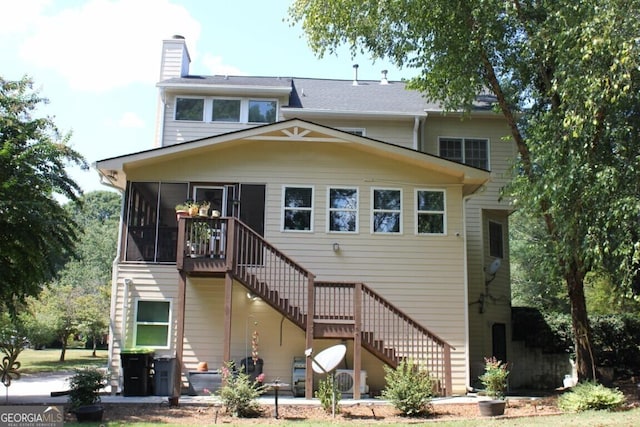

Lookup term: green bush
[67,368,107,409]
[479,357,509,399]
[315,375,341,414]
[557,382,626,412]
[381,359,435,416]
[216,361,265,417]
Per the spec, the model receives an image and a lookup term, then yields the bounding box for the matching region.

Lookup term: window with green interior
[416,189,446,235]
[372,188,402,234]
[283,186,314,231]
[328,187,358,233]
[134,300,171,348]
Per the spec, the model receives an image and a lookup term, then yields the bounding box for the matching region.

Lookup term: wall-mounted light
[332,242,340,252]
[246,292,259,301]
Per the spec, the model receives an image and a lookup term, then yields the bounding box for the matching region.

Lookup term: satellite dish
[311,344,346,374]
[487,258,502,275]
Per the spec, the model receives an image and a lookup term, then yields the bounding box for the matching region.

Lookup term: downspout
[412,114,426,151]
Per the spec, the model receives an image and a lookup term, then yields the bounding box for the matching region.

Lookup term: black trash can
[154,356,176,396]
[238,357,264,382]
[121,350,154,396]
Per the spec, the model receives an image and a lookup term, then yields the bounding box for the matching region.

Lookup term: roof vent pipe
[380,69,389,85]
[352,64,359,86]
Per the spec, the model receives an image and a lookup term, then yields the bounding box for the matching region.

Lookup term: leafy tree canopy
[290,0,640,380]
[0,76,87,315]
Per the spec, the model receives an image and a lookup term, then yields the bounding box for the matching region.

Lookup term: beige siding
[423,115,515,384]
[289,117,417,149]
[123,139,471,393]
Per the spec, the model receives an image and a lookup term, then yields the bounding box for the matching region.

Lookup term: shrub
[216,361,265,417]
[381,359,435,416]
[315,375,341,414]
[557,381,626,412]
[479,357,509,399]
[67,368,107,409]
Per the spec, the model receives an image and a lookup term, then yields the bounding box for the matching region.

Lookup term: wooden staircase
[178,217,453,395]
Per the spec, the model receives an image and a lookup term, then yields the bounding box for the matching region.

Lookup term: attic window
[248,100,277,123]
[339,128,366,137]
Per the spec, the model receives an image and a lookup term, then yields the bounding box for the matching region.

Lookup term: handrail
[177,217,452,394]
[230,219,314,329]
[315,281,453,394]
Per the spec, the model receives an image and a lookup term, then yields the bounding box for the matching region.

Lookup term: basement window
[134,300,171,348]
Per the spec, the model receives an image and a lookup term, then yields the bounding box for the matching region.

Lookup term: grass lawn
[19,348,108,373]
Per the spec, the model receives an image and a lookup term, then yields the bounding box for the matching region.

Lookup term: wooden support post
[304,275,315,399]
[353,283,362,399]
[444,344,452,396]
[171,270,187,405]
[223,219,236,364]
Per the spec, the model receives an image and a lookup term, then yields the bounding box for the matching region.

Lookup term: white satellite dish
[311,344,346,374]
[487,258,502,275]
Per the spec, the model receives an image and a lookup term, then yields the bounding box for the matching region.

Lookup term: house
[95,36,515,400]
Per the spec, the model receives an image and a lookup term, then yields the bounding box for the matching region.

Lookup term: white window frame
[327,186,359,233]
[415,189,447,235]
[133,298,172,349]
[174,96,278,124]
[371,187,403,234]
[438,136,490,170]
[281,185,314,232]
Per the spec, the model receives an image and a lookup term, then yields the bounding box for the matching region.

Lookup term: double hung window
[175,97,277,123]
[283,186,314,231]
[372,188,402,234]
[328,187,358,232]
[416,190,446,235]
[439,137,489,169]
[134,300,171,348]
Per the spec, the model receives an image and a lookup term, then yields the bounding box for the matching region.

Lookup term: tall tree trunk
[565,264,596,381]
[92,337,97,357]
[59,335,68,362]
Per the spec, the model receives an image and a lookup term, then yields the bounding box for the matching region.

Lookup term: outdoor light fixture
[332,242,340,252]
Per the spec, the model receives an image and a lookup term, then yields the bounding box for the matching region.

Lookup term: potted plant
[198,201,211,217]
[478,357,509,416]
[67,367,108,422]
[175,203,190,221]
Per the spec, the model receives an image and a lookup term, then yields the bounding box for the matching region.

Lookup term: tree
[289,0,640,381]
[0,76,87,315]
[23,191,120,360]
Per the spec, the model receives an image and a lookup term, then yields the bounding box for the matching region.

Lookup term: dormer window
[175,97,278,124]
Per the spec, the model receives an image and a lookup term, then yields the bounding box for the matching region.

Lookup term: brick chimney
[159,35,191,80]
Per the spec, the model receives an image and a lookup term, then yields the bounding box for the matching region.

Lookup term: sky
[3,0,414,195]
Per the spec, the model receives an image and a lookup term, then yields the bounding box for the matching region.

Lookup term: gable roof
[95,118,489,195]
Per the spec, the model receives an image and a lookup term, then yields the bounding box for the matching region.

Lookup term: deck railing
[177,217,452,394]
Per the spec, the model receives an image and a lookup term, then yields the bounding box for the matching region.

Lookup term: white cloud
[202,53,246,77]
[17,0,201,92]
[116,112,145,128]
[0,0,51,35]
